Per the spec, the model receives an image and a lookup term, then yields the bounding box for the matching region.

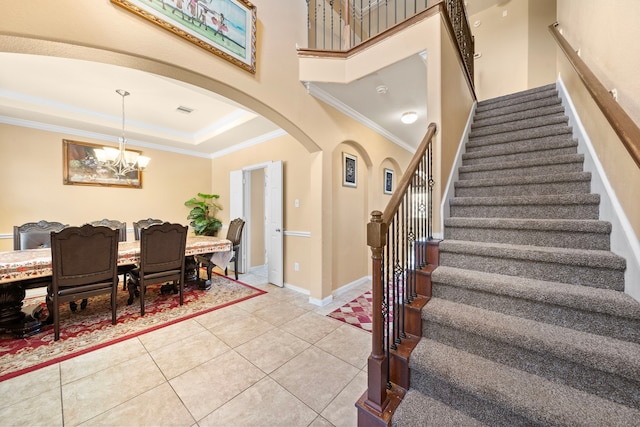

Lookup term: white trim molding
[557,78,640,301]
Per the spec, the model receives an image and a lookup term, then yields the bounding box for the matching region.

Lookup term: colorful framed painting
[343,152,357,188]
[384,168,394,194]
[111,0,257,74]
[63,139,143,188]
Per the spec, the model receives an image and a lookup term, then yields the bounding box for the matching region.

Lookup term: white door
[267,160,284,287]
[229,169,247,273]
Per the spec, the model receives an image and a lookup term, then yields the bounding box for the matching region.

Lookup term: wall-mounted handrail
[549,22,640,169]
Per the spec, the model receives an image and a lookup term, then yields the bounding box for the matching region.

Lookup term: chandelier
[94,89,150,179]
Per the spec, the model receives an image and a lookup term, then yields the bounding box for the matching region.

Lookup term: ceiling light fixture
[95,89,150,179]
[376,85,388,94]
[401,111,418,124]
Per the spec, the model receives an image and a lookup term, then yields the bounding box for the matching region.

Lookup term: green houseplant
[184,192,223,236]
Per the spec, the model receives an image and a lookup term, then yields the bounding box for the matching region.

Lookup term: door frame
[230,161,274,277]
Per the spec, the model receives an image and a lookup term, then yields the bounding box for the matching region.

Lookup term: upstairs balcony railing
[306,0,474,82]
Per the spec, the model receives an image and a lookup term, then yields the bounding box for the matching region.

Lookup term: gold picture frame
[111,0,257,74]
[63,139,143,188]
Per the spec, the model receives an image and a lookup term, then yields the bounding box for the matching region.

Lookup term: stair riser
[477,83,555,106]
[449,204,600,220]
[431,283,639,343]
[472,105,565,129]
[463,146,578,166]
[458,162,584,181]
[475,97,562,121]
[438,252,625,290]
[470,116,568,138]
[443,226,610,250]
[408,369,540,427]
[420,321,640,410]
[476,89,559,113]
[455,180,590,198]
[467,128,573,151]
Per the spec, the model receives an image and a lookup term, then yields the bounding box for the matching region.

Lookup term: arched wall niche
[0,34,321,154]
[331,140,372,290]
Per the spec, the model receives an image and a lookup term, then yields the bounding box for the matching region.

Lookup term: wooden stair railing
[549,22,640,169]
[356,123,438,426]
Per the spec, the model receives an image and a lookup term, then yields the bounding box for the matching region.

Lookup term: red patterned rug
[0,274,265,382]
[328,291,374,332]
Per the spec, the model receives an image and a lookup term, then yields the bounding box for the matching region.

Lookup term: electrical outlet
[294,262,299,271]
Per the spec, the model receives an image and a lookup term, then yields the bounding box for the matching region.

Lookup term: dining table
[0,235,232,338]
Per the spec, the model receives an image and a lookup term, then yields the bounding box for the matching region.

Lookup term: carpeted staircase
[392,84,640,426]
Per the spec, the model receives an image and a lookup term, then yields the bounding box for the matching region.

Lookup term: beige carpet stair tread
[412,339,640,426]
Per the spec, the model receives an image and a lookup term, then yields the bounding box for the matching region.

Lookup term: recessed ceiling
[0,52,283,158]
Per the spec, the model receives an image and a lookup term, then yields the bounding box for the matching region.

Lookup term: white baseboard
[441,102,477,231]
[557,78,640,302]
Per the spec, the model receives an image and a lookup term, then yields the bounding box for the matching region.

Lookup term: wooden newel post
[365,210,389,412]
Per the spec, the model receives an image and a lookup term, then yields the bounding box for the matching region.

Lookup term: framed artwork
[343,152,357,188]
[63,139,143,188]
[111,0,257,74]
[384,168,394,194]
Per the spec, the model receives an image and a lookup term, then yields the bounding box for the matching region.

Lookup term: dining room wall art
[63,139,143,188]
[343,152,357,188]
[111,0,257,74]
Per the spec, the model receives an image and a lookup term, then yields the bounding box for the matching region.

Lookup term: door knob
[276,228,281,232]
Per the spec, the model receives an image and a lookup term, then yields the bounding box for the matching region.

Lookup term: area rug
[0,274,266,382]
[328,291,374,332]
[328,289,403,332]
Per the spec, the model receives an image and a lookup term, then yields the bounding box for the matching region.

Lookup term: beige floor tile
[233,292,280,313]
[270,346,360,413]
[0,364,60,409]
[315,324,371,369]
[235,328,310,374]
[310,415,336,427]
[60,337,147,384]
[0,387,63,427]
[208,314,274,348]
[321,370,367,427]
[137,319,208,352]
[199,377,317,427]
[77,383,195,427]
[62,353,165,426]
[169,349,265,421]
[252,301,308,326]
[193,304,247,330]
[280,311,343,344]
[149,330,231,379]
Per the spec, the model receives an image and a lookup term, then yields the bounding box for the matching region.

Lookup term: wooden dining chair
[13,220,67,296]
[48,224,120,341]
[126,222,187,316]
[196,218,245,282]
[88,219,132,291]
[132,218,163,240]
[13,220,66,250]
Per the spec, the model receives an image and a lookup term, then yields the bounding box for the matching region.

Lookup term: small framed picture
[384,168,394,194]
[343,152,357,187]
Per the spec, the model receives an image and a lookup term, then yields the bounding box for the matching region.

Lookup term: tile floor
[0,270,372,427]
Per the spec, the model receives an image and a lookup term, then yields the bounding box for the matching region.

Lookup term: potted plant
[184,192,223,236]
